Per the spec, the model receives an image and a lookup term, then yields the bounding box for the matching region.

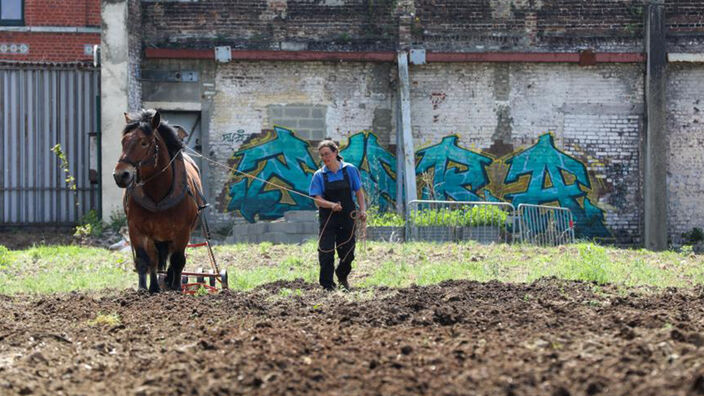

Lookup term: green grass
[1,241,704,295]
[0,245,133,294]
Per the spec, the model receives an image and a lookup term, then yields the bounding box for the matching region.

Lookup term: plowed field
[1,279,704,395]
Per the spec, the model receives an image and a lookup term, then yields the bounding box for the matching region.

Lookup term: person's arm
[314,195,342,212]
[355,188,367,221]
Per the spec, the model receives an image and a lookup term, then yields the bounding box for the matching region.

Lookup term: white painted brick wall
[209,61,393,224]
[409,63,644,242]
[205,60,704,245]
[667,64,704,243]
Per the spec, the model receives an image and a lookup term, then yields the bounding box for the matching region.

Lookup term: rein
[120,134,182,188]
[134,148,182,187]
[122,131,195,213]
[183,146,366,255]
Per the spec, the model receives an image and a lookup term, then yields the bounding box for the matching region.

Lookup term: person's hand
[358,210,367,221]
[331,202,342,212]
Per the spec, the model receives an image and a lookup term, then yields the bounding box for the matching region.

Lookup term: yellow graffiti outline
[262,175,297,205]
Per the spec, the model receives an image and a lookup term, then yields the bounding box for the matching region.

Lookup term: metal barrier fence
[516,204,575,246]
[405,200,516,244]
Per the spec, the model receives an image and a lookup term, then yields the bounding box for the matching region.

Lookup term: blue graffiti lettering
[504,134,609,238]
[415,135,493,201]
[227,126,317,222]
[340,132,397,211]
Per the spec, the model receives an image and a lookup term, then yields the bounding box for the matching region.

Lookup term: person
[309,140,366,291]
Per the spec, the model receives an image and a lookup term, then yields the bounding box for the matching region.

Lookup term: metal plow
[180,241,229,295]
[158,213,229,295]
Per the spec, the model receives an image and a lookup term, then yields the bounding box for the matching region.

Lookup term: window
[1,0,23,26]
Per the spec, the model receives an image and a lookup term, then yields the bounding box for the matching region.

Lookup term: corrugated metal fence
[1,65,100,225]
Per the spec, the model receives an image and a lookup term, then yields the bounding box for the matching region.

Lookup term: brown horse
[113,109,204,292]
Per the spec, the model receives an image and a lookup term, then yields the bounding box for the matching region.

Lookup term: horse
[113,109,205,293]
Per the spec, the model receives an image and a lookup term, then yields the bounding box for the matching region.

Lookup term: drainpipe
[395,80,405,215]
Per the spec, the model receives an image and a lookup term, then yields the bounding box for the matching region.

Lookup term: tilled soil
[1,278,704,396]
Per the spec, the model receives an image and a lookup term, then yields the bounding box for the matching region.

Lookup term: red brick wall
[0,32,98,62]
[24,0,100,27]
[0,0,99,63]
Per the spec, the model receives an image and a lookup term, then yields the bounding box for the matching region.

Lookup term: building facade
[101,0,704,247]
[1,0,101,225]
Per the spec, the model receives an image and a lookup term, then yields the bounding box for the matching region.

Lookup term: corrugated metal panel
[0,66,100,225]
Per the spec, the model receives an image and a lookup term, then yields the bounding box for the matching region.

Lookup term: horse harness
[123,138,220,283]
[123,147,208,215]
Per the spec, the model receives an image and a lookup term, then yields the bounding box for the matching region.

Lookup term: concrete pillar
[644,1,667,250]
[397,51,417,212]
[100,0,140,220]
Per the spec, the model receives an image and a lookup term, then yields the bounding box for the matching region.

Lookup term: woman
[309,140,366,291]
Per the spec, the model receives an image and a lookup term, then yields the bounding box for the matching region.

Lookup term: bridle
[118,130,170,188]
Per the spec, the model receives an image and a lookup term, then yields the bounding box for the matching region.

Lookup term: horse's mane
[122,109,184,158]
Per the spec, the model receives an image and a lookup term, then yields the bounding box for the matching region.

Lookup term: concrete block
[262,232,305,244]
[275,119,299,128]
[268,105,283,118]
[298,222,319,234]
[299,119,325,129]
[311,107,325,118]
[284,210,317,222]
[310,129,326,139]
[284,107,311,117]
[247,223,269,234]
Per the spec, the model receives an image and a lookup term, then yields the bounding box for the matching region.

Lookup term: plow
[156,211,229,295]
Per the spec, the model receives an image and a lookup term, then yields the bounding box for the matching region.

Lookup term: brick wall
[132,1,704,244]
[413,0,645,52]
[0,32,98,62]
[138,0,704,53]
[25,0,100,27]
[407,62,643,243]
[192,60,647,243]
[141,0,398,50]
[0,0,99,63]
[207,60,394,223]
[667,63,704,243]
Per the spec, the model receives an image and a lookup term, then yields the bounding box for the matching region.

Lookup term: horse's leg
[134,246,150,292]
[168,249,186,291]
[156,241,170,287]
[149,270,160,293]
[138,239,160,294]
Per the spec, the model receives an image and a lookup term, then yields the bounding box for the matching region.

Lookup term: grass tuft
[87,312,122,327]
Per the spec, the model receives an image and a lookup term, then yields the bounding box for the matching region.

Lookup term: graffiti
[221,129,249,146]
[340,132,397,211]
[501,134,609,238]
[415,135,493,202]
[224,127,609,238]
[227,126,317,222]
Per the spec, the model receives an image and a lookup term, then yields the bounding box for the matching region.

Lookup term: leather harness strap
[125,150,207,213]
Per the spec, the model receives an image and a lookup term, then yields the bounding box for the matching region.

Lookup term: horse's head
[113,110,162,188]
